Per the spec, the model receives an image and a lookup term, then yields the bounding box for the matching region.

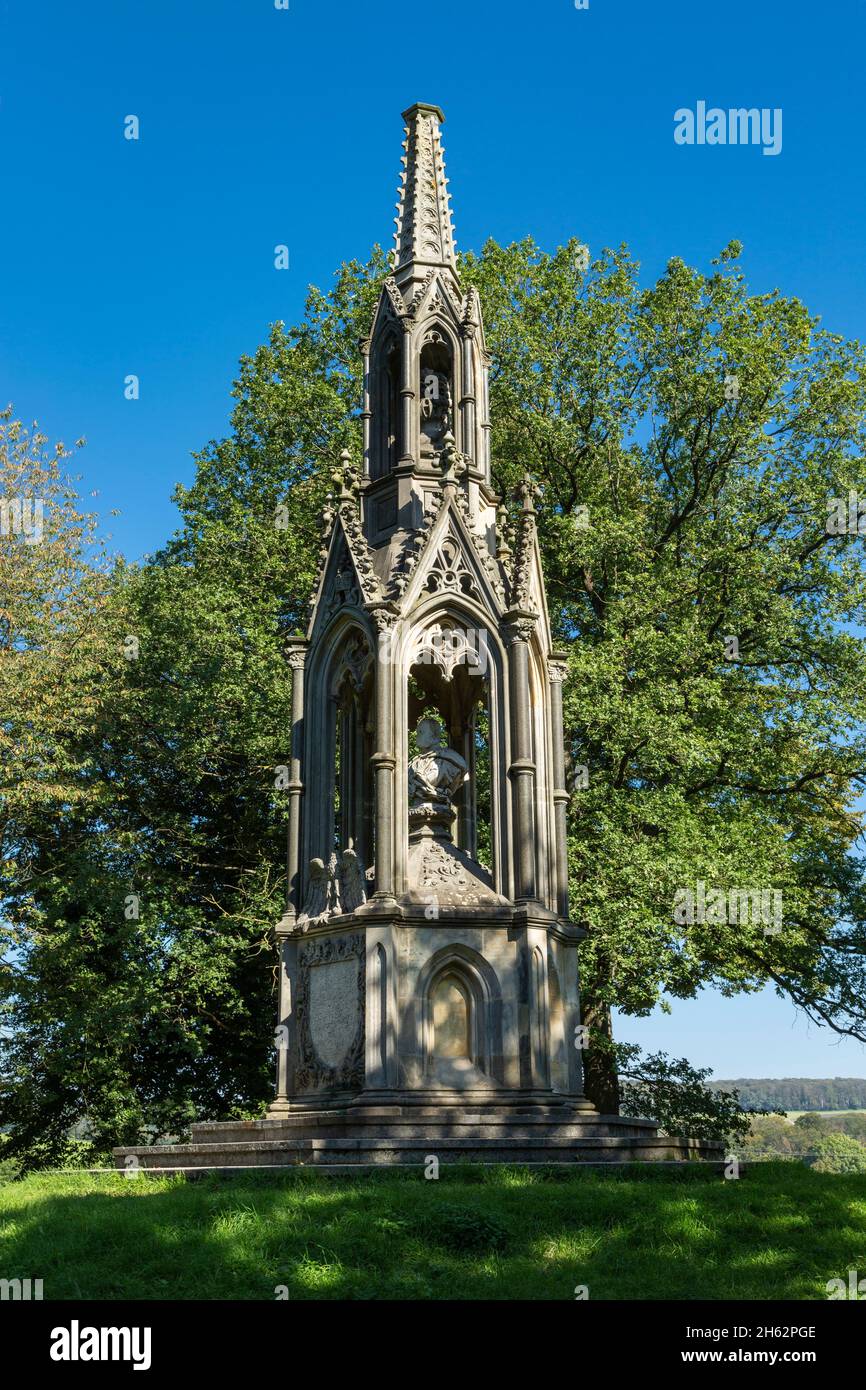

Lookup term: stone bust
[408,717,467,819]
[420,369,452,453]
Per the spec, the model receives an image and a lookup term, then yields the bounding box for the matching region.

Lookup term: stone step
[115,1133,725,1170]
[190,1121,658,1142]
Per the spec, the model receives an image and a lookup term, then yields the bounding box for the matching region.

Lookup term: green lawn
[1,1163,864,1300]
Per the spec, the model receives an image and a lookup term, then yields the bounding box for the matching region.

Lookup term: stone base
[114,1097,725,1170]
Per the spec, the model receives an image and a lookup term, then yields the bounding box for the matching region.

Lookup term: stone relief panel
[295,933,365,1092]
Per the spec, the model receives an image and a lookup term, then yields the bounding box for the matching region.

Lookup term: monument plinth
[116,104,723,1169]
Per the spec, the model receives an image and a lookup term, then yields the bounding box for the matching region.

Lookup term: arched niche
[302,616,375,877]
[528,635,557,913]
[415,945,504,1086]
[370,331,401,480]
[398,598,511,894]
[418,324,456,461]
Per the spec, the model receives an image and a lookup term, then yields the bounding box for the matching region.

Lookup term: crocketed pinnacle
[392,103,458,292]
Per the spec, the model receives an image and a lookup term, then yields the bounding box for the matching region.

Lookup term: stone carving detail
[408,718,468,828]
[331,633,372,695]
[298,932,364,967]
[393,110,456,271]
[509,476,541,611]
[382,275,407,321]
[453,485,506,601]
[339,503,382,607]
[326,560,361,616]
[420,366,452,456]
[425,533,479,600]
[419,838,471,890]
[503,616,537,647]
[297,845,368,928]
[297,854,341,926]
[412,622,486,682]
[295,932,365,1092]
[339,845,367,914]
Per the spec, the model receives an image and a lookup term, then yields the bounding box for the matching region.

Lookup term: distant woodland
[710,1078,866,1112]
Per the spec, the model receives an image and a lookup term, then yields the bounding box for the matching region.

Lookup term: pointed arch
[301,613,376,883]
[414,944,504,1083]
[396,594,513,898]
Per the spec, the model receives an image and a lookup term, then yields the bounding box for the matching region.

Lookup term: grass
[1,1163,864,1300]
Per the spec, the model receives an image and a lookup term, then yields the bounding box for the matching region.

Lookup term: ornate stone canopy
[114,105,725,1172]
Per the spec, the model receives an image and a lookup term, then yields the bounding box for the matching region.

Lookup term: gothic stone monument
[116,104,722,1169]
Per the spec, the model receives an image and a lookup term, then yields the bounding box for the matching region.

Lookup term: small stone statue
[339,843,367,914]
[408,717,468,833]
[298,853,341,927]
[420,369,452,454]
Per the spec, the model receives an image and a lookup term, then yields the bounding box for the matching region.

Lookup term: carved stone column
[361,340,372,476]
[460,326,476,466]
[284,638,307,925]
[270,932,298,1109]
[399,324,415,467]
[372,613,397,900]
[548,652,571,920]
[505,612,538,903]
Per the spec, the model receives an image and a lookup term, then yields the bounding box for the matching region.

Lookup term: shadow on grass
[0,1164,864,1301]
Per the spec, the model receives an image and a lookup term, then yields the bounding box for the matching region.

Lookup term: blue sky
[2,0,865,1079]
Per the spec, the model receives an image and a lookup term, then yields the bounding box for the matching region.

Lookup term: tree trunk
[581,995,621,1114]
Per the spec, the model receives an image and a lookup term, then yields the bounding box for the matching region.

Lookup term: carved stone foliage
[503,616,537,647]
[339,503,382,606]
[295,933,365,1093]
[412,838,501,910]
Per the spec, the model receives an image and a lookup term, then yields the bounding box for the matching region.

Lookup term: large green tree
[3,237,866,1160]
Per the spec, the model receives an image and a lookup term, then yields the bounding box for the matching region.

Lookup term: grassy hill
[1,1164,864,1300]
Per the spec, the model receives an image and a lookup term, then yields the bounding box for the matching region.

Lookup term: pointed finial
[392,103,458,291]
[517,476,541,513]
[338,448,355,501]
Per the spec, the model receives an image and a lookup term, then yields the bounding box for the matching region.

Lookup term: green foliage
[418,1202,510,1254]
[616,1044,765,1143]
[809,1132,866,1173]
[740,1114,812,1160]
[461,237,866,1098]
[712,1078,866,1111]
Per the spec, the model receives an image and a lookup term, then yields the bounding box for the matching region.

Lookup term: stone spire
[392,102,458,296]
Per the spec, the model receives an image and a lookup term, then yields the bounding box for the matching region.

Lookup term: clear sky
[2,0,865,1079]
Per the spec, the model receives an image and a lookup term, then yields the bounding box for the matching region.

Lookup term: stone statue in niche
[420,368,452,456]
[408,717,468,836]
